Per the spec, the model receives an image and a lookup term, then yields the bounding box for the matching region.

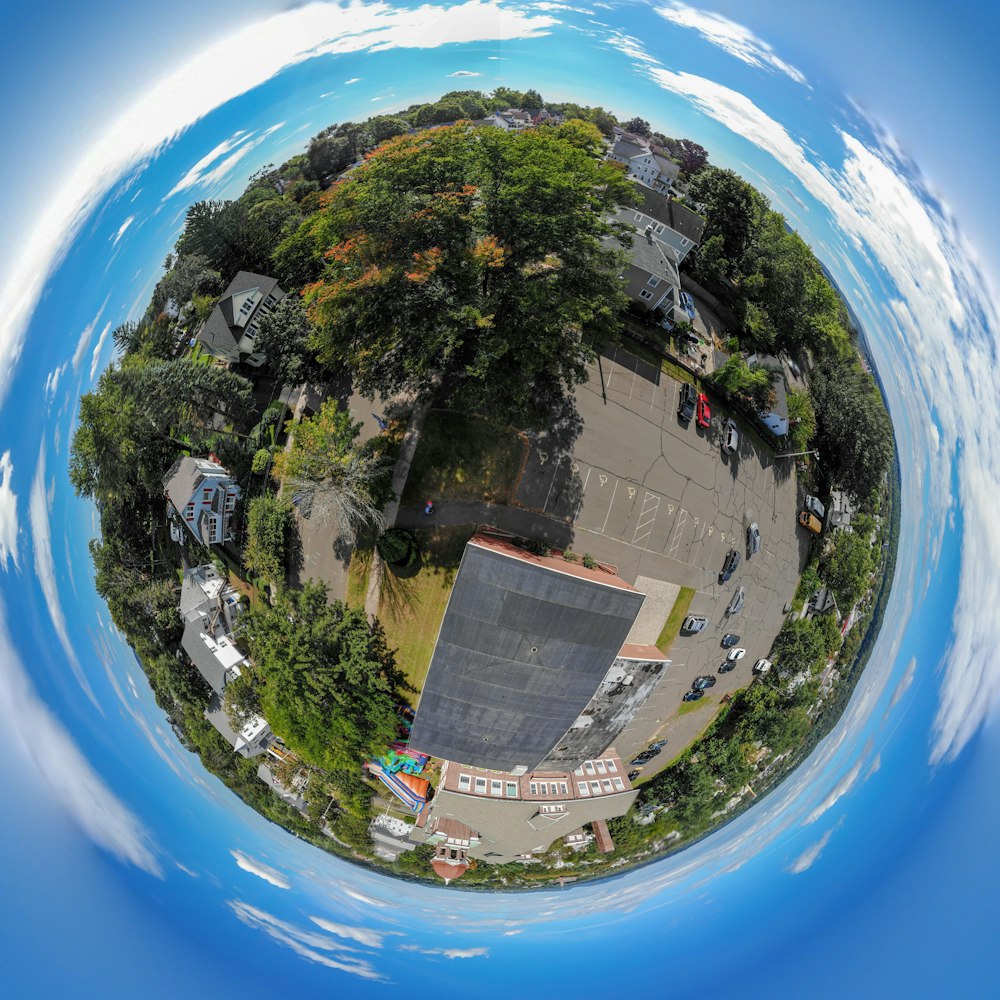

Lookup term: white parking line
[632,491,660,546]
[667,508,688,559]
[601,478,619,533]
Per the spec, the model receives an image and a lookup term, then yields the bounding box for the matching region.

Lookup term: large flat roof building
[408,532,648,773]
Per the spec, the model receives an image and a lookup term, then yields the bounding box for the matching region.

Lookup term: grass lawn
[677,696,714,717]
[401,410,528,506]
[356,524,475,698]
[656,586,697,654]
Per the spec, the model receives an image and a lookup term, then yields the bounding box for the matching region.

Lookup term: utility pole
[774,448,820,460]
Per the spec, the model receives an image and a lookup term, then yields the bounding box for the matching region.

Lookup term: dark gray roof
[613,231,680,284]
[409,541,646,772]
[162,456,203,509]
[635,187,706,243]
[205,694,270,759]
[182,620,228,695]
[198,271,284,361]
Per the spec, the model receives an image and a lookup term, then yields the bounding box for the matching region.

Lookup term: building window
[585,762,595,775]
[458,774,471,791]
[602,779,613,792]
[613,777,625,791]
[577,782,590,796]
[475,777,487,794]
[559,782,568,795]
[529,782,537,796]
[595,760,606,774]
[490,780,503,796]
[506,782,518,797]
[590,781,601,795]
[573,766,584,776]
[639,289,653,300]
[605,759,617,772]
[538,782,548,795]
[647,275,661,287]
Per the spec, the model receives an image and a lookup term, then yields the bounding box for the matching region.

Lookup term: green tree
[253,295,324,386]
[306,127,355,182]
[786,387,816,453]
[771,617,827,675]
[824,528,874,610]
[624,116,651,137]
[687,167,767,282]
[272,400,390,544]
[238,581,407,769]
[222,667,263,732]
[709,354,775,411]
[552,118,605,155]
[809,357,894,502]
[242,494,295,583]
[149,253,222,317]
[288,123,636,427]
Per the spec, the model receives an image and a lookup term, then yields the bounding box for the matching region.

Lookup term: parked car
[719,547,741,583]
[649,739,668,751]
[798,510,823,534]
[692,675,717,690]
[753,658,772,675]
[746,522,761,556]
[726,647,746,661]
[627,770,641,782]
[723,418,739,453]
[630,746,661,765]
[718,659,737,673]
[678,383,697,422]
[726,586,745,616]
[682,689,705,702]
[679,290,697,321]
[696,392,712,429]
[721,633,740,649]
[804,494,826,519]
[681,614,707,633]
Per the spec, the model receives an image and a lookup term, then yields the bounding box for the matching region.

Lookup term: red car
[696,392,711,428]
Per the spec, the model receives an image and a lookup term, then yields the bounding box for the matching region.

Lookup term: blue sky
[1,1,999,995]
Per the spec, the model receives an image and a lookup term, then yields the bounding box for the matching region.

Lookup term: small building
[163,456,240,546]
[196,270,286,367]
[205,694,272,759]
[829,490,856,531]
[606,134,680,195]
[611,228,682,319]
[805,587,841,623]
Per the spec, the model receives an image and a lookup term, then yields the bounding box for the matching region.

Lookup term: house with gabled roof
[613,185,707,264]
[196,270,285,367]
[606,134,680,195]
[608,228,683,320]
[163,456,240,546]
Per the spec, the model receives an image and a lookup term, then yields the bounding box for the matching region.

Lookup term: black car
[718,660,736,673]
[692,675,717,690]
[649,739,668,751]
[721,633,740,649]
[678,383,697,422]
[682,689,704,702]
[630,749,659,765]
[719,548,741,583]
[627,769,641,782]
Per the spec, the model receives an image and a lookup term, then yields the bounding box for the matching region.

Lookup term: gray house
[613,185,706,264]
[196,271,285,366]
[163,455,240,546]
[609,228,682,319]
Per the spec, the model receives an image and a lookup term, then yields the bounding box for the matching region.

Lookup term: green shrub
[582,553,597,570]
[562,549,579,562]
[251,448,271,475]
[242,495,294,583]
[525,538,551,557]
[376,528,417,566]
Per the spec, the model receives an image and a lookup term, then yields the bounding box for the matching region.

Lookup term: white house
[163,455,240,546]
[196,271,285,367]
[606,134,680,195]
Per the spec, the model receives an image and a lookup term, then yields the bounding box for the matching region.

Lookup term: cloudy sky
[0,1,998,996]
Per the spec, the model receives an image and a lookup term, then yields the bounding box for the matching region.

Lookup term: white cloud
[43,362,67,402]
[788,825,838,874]
[448,70,481,77]
[400,944,489,959]
[71,295,111,373]
[0,1,556,414]
[89,321,113,380]
[228,901,386,981]
[345,77,362,84]
[319,90,336,98]
[110,216,134,246]
[165,131,254,198]
[885,656,917,718]
[309,916,386,949]
[804,760,863,825]
[0,451,20,571]
[28,442,101,710]
[0,599,161,876]
[655,2,806,84]
[487,55,506,60]
[231,849,291,889]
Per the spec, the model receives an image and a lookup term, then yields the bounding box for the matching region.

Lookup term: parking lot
[517,345,809,763]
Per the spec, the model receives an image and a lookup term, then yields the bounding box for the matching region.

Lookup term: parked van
[804,494,825,519]
[798,510,823,534]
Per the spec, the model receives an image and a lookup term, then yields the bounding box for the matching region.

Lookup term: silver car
[726,586,745,616]
[747,522,761,556]
[723,419,739,454]
[682,614,707,633]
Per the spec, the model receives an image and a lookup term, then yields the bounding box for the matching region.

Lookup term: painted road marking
[666,507,688,559]
[632,491,660,546]
[538,450,548,465]
[599,473,608,487]
[601,479,619,533]
[542,454,564,512]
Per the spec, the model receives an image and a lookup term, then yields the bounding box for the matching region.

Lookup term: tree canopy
[238,582,406,769]
[276,123,636,426]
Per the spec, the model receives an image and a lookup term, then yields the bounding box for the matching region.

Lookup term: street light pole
[774,448,820,460]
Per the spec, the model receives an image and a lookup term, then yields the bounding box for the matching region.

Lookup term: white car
[753,658,772,675]
[723,419,739,454]
[726,647,746,661]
